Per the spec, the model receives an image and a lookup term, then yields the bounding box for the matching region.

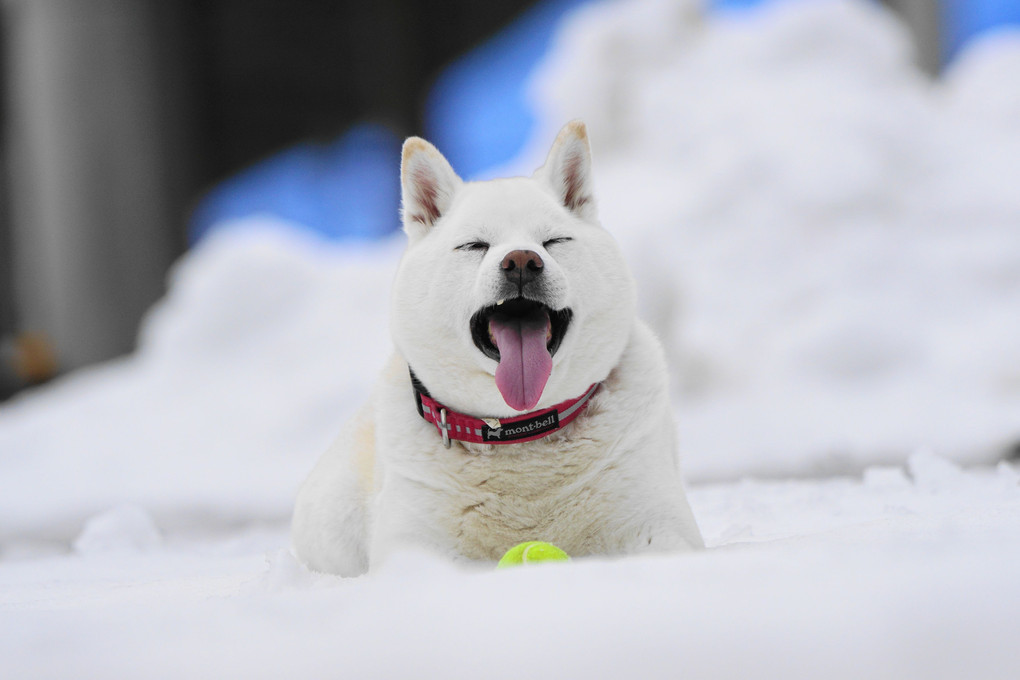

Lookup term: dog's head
[391,121,636,417]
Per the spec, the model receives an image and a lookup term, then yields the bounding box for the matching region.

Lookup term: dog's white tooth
[496,299,505,306]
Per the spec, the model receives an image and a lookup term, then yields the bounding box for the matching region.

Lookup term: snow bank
[941,28,1020,133]
[0,221,399,543]
[515,0,1020,477]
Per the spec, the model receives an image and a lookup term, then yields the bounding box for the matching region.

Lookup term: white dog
[292,121,702,575]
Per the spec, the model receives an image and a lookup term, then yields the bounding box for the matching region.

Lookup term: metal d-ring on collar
[439,408,451,448]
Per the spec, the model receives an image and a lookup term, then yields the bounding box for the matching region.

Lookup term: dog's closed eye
[542,237,573,248]
[456,241,490,252]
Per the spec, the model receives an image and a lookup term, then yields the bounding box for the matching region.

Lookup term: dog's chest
[411,432,632,560]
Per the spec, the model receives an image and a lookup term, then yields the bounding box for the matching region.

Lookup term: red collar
[411,371,599,448]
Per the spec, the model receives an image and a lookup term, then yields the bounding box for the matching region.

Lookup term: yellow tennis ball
[497,541,570,568]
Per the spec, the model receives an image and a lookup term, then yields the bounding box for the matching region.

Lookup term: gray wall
[885,0,941,75]
[3,0,191,370]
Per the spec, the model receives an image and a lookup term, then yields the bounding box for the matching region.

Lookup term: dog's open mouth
[470,299,572,411]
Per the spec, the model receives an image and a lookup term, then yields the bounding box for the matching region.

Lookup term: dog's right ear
[400,137,463,241]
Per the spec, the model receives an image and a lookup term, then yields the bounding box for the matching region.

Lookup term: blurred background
[0,0,1016,392]
[0,0,560,390]
[0,0,1019,542]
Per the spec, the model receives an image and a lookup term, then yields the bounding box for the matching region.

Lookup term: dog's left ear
[537,120,597,222]
[401,137,463,240]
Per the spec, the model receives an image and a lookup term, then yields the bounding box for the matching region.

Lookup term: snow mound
[942,28,1020,132]
[0,220,399,543]
[515,0,1020,478]
[73,505,161,555]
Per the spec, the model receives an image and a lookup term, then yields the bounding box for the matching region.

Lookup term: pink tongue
[489,313,552,411]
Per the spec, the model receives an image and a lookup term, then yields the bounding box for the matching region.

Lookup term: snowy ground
[3,453,1019,678]
[2,0,1020,677]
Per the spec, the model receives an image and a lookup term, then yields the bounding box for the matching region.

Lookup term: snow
[72,504,162,555]
[1,0,1020,676]
[3,460,1019,678]
[0,222,399,543]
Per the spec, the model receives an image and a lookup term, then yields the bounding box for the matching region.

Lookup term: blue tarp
[189,123,401,244]
[943,0,1020,59]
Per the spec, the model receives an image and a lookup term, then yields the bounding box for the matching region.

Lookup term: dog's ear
[537,120,597,221]
[400,137,463,240]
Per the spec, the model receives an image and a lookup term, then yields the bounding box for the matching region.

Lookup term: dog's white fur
[292,121,702,575]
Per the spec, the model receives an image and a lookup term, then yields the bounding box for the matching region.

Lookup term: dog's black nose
[501,249,544,288]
